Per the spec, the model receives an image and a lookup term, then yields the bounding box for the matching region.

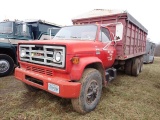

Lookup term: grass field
[0,57,160,120]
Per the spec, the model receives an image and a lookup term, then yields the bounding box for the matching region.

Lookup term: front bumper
[15,67,81,98]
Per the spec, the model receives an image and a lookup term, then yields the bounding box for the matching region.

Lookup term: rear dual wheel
[125,57,143,76]
[125,60,132,75]
[139,56,144,73]
[132,58,141,76]
[71,68,102,114]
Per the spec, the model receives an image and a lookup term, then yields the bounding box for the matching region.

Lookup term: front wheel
[71,68,102,114]
[0,54,14,77]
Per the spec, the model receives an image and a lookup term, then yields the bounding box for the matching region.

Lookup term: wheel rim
[0,59,10,73]
[137,62,140,74]
[86,80,99,104]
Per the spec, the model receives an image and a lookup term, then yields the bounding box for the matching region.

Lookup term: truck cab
[0,20,61,77]
[0,20,33,42]
[53,24,117,69]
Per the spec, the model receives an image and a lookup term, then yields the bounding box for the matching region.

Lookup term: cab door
[98,27,116,69]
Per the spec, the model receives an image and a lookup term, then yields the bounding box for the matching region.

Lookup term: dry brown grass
[0,57,160,120]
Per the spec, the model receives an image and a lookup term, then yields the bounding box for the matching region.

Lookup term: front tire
[0,54,14,77]
[71,68,102,114]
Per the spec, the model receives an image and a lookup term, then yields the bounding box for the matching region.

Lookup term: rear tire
[0,54,14,77]
[125,59,132,75]
[132,58,140,76]
[71,68,102,114]
[139,56,143,72]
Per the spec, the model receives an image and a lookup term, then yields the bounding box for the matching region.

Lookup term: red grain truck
[15,10,148,114]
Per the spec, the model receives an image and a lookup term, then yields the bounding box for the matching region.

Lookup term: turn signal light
[71,57,79,64]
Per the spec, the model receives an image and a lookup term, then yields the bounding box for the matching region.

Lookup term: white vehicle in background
[143,40,156,63]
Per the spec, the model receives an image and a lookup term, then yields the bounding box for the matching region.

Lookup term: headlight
[20,49,26,57]
[55,52,61,62]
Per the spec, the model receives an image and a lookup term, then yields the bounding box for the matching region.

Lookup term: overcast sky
[0,0,159,44]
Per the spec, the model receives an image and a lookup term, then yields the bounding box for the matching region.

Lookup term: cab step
[105,68,117,82]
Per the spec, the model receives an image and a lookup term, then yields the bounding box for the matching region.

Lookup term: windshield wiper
[70,36,81,39]
[7,36,16,39]
[0,32,7,34]
[55,35,65,38]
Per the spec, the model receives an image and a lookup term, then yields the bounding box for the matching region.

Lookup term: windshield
[54,25,97,40]
[0,22,13,34]
[15,24,32,40]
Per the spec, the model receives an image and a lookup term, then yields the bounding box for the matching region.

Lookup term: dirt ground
[0,57,160,120]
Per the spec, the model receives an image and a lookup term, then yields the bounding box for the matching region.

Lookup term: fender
[70,56,104,80]
[0,42,17,64]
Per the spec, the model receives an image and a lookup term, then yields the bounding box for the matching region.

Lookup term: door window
[99,27,111,42]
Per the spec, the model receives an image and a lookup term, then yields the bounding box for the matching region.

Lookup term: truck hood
[19,39,98,55]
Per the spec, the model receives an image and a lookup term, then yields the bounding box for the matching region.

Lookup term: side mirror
[22,24,27,33]
[115,23,123,41]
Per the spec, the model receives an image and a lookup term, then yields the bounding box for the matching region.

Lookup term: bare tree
[155,43,160,56]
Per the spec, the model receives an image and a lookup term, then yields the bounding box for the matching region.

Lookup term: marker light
[71,57,79,64]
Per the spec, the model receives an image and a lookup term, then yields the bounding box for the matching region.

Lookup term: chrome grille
[19,45,65,68]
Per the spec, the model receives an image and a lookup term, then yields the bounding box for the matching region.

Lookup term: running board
[105,68,117,82]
